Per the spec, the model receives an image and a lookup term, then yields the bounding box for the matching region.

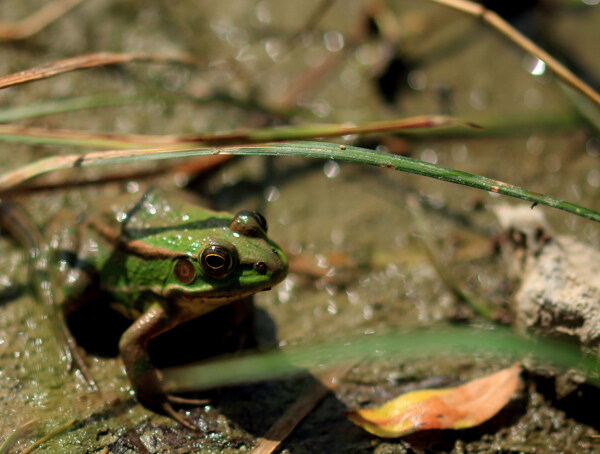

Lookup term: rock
[495,204,600,348]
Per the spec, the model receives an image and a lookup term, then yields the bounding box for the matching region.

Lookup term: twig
[429,0,600,109]
[250,363,353,454]
[0,0,84,41]
[0,52,203,90]
[0,114,475,149]
[20,419,76,454]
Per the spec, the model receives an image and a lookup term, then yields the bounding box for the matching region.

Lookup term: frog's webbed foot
[120,305,205,430]
[160,400,198,431]
[166,394,210,406]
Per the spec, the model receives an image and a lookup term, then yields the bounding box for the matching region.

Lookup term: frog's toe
[161,401,198,431]
[167,394,210,406]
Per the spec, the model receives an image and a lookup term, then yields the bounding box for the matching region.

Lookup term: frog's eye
[231,210,268,236]
[252,212,268,232]
[174,258,196,285]
[200,245,236,278]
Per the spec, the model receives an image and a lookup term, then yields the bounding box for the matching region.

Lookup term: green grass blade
[0,95,149,123]
[0,419,37,454]
[1,141,599,223]
[161,327,600,393]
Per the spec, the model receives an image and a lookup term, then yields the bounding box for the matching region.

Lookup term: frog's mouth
[164,283,277,311]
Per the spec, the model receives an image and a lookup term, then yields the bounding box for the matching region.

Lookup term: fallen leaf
[347,363,521,438]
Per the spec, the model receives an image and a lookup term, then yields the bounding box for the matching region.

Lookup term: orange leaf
[347,363,521,438]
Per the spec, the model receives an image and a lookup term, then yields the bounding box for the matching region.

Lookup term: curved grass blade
[0,95,151,124]
[20,419,76,454]
[161,327,599,393]
[0,115,475,148]
[0,419,37,454]
[0,141,598,224]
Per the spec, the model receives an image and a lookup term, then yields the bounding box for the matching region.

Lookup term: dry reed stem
[429,0,600,108]
[250,363,354,454]
[0,0,84,41]
[0,52,203,90]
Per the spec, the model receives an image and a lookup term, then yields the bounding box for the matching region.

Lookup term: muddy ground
[0,0,599,452]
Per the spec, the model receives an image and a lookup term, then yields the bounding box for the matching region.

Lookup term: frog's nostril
[255,261,268,274]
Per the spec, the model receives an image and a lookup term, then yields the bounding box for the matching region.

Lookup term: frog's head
[162,210,288,309]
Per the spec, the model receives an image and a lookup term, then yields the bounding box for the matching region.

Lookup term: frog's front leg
[119,303,197,430]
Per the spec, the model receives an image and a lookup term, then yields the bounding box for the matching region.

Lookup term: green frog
[1,187,288,429]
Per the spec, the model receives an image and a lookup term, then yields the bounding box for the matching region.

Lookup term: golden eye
[200,245,235,278]
[174,258,196,284]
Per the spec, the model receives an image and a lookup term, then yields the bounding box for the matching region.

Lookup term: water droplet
[420,148,438,164]
[326,300,338,314]
[264,186,280,202]
[587,169,600,187]
[283,276,296,291]
[312,99,331,118]
[126,181,139,193]
[346,290,359,304]
[265,39,283,61]
[522,54,546,76]
[544,153,561,172]
[255,1,271,23]
[323,160,340,178]
[173,172,189,188]
[385,263,399,278]
[288,242,303,255]
[315,254,329,269]
[88,239,99,253]
[407,70,427,90]
[451,143,468,161]
[143,199,157,215]
[526,136,544,155]
[323,31,344,52]
[278,289,291,303]
[586,137,600,157]
[330,229,344,245]
[469,89,489,110]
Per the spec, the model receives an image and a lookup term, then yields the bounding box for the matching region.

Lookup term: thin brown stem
[250,363,354,454]
[429,0,600,109]
[0,0,84,41]
[0,52,203,90]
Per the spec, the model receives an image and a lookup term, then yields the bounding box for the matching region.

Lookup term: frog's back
[43,188,235,317]
[114,188,230,236]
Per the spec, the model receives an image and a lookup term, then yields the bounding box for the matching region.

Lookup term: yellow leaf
[347,363,521,438]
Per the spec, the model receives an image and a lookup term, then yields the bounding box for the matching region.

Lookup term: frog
[1,187,288,429]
